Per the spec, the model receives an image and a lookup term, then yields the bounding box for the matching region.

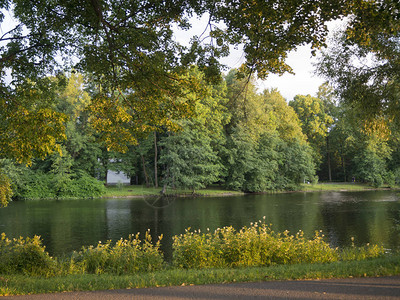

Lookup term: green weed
[172,219,340,269]
[72,231,164,274]
[0,233,57,277]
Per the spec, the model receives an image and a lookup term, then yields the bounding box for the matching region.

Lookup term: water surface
[0,190,399,257]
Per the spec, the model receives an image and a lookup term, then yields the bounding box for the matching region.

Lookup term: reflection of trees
[250,193,322,240]
[383,202,400,251]
[319,191,400,249]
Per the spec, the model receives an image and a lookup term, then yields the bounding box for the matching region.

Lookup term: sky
[220,44,325,101]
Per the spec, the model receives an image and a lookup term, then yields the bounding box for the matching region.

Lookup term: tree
[0,172,12,207]
[159,122,222,193]
[1,1,397,161]
[289,95,333,167]
[316,11,400,121]
[224,128,279,192]
[0,79,68,164]
[1,1,398,202]
[222,70,315,191]
[159,67,227,192]
[1,1,397,158]
[261,89,306,142]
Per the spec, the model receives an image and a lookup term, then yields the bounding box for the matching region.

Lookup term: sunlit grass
[300,183,379,192]
[1,254,399,296]
[103,185,244,198]
[103,182,398,199]
[103,185,161,197]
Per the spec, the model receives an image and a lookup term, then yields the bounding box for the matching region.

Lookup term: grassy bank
[103,183,397,198]
[299,182,380,192]
[1,254,399,296]
[103,185,245,198]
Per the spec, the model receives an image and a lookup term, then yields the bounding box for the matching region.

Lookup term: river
[0,190,399,258]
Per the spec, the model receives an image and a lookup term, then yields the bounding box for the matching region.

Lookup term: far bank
[103,182,399,198]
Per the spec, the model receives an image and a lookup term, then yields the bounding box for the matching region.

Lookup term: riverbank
[1,254,399,296]
[103,183,397,198]
[102,185,246,198]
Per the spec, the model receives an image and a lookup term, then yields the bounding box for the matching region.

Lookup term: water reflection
[0,191,399,257]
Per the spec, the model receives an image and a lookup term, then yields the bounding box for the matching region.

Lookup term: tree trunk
[101,147,109,185]
[342,150,346,182]
[161,184,167,195]
[154,131,158,188]
[327,136,332,182]
[141,154,150,187]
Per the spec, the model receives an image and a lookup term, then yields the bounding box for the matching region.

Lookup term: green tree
[160,123,222,193]
[222,70,315,191]
[261,89,306,142]
[159,68,227,192]
[224,128,279,192]
[1,0,397,162]
[289,95,333,167]
[316,19,400,121]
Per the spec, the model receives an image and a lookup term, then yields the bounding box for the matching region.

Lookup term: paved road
[4,276,400,299]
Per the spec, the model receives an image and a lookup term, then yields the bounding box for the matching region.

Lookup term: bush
[74,231,164,274]
[10,171,105,200]
[18,171,57,200]
[172,219,339,269]
[0,233,57,276]
[57,173,106,199]
[340,238,385,261]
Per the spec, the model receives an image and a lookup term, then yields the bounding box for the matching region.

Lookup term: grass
[103,185,244,198]
[103,183,398,199]
[299,182,396,192]
[1,254,399,296]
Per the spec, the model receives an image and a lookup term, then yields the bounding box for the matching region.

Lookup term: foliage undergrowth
[0,220,386,282]
[0,233,57,276]
[172,219,384,269]
[64,231,164,275]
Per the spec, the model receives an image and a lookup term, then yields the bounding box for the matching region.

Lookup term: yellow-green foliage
[340,238,385,261]
[73,231,164,275]
[0,233,56,276]
[0,172,13,207]
[172,220,384,269]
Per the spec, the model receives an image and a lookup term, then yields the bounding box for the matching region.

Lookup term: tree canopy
[1,0,398,161]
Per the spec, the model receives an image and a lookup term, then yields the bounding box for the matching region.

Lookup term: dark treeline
[1,67,399,200]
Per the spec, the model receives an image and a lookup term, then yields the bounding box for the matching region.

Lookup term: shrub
[172,220,339,269]
[59,173,106,199]
[340,238,385,261]
[74,231,164,274]
[10,171,105,200]
[18,171,57,200]
[0,233,57,276]
[172,228,225,269]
